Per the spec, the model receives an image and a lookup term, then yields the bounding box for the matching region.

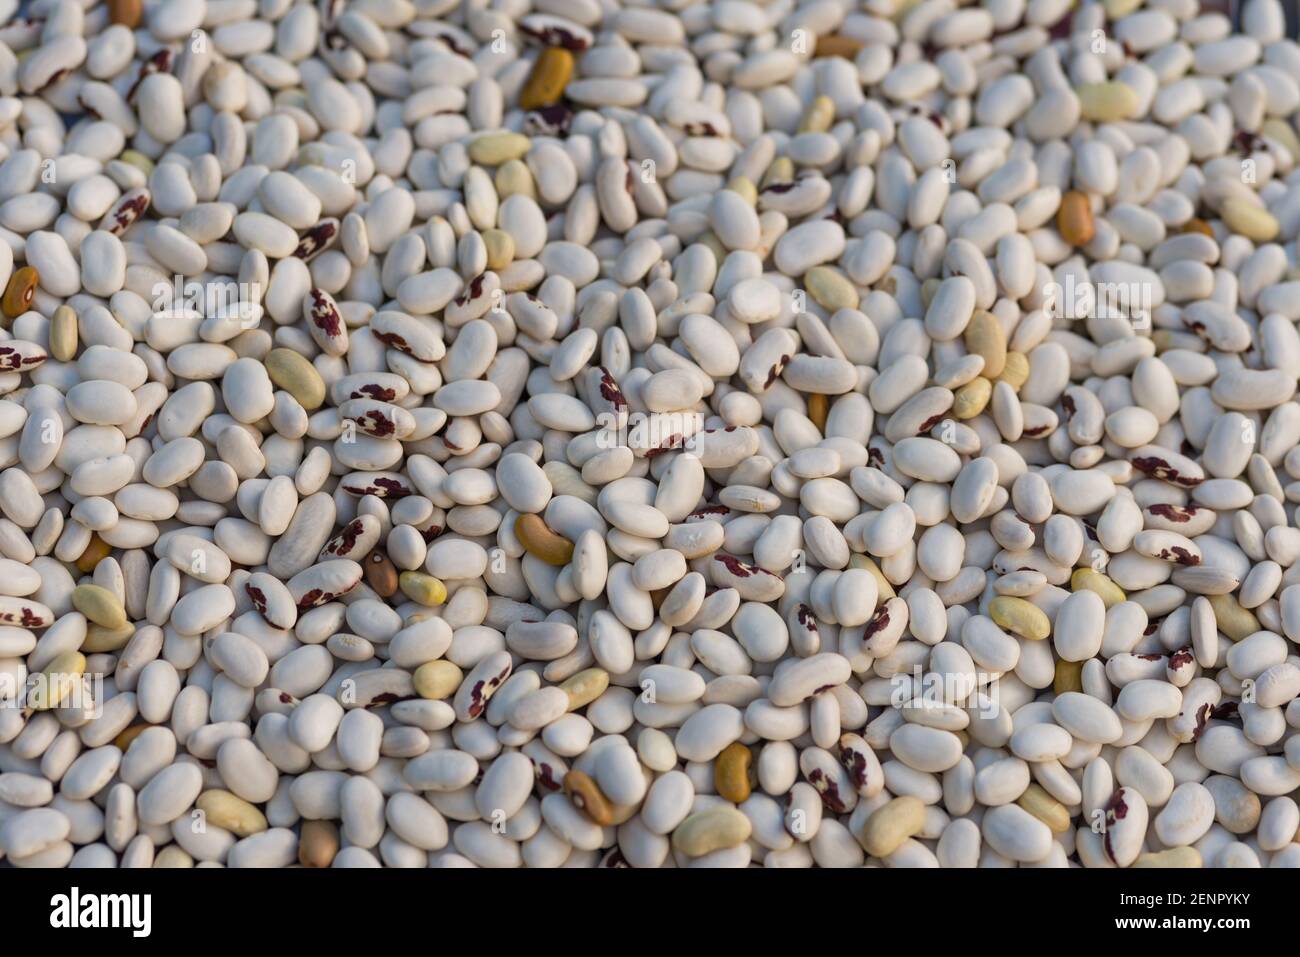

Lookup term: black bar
[1,866,1278,943]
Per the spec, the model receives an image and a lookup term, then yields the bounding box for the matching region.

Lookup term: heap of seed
[0,0,1299,869]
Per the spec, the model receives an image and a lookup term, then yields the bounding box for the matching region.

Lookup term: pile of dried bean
[2,0,1300,868]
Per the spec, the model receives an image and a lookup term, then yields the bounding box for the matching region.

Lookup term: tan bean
[108,0,143,27]
[995,351,1030,391]
[29,651,85,710]
[806,392,828,432]
[520,48,574,110]
[299,820,339,867]
[114,723,153,751]
[72,584,127,629]
[814,35,864,58]
[265,348,326,410]
[515,513,574,566]
[3,266,38,319]
[964,311,1006,379]
[196,789,268,837]
[564,769,615,826]
[81,622,135,653]
[76,533,111,573]
[1072,569,1127,609]
[1131,846,1202,868]
[560,668,609,711]
[860,796,926,857]
[1054,659,1083,694]
[672,806,752,857]
[714,742,753,803]
[1017,784,1071,833]
[49,305,78,362]
[953,377,992,419]
[989,596,1050,639]
[413,660,462,700]
[1057,190,1095,246]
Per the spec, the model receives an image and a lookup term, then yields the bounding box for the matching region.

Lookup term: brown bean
[714,742,753,803]
[1054,659,1083,694]
[515,513,574,566]
[113,723,153,751]
[3,266,38,319]
[814,35,864,58]
[299,820,339,867]
[519,47,574,110]
[563,769,615,826]
[109,0,143,27]
[1057,191,1095,246]
[807,392,828,432]
[364,550,398,597]
[76,533,111,573]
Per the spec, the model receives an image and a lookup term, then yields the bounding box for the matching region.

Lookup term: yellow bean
[1131,846,1202,868]
[725,176,757,205]
[1071,568,1127,609]
[494,158,536,200]
[953,376,992,419]
[1017,784,1070,833]
[560,668,608,710]
[71,584,127,629]
[963,310,1006,379]
[1076,81,1140,122]
[49,304,78,362]
[114,723,153,751]
[807,392,828,432]
[714,742,753,803]
[860,796,925,858]
[81,621,135,653]
[798,95,835,133]
[995,350,1030,391]
[399,571,447,607]
[413,660,463,700]
[805,265,859,311]
[1207,594,1259,642]
[29,651,85,710]
[849,554,895,600]
[1221,199,1279,243]
[672,807,752,857]
[1054,659,1083,694]
[154,846,194,867]
[468,131,531,166]
[760,157,794,189]
[482,228,514,271]
[265,348,326,410]
[75,533,111,573]
[196,789,268,837]
[118,149,154,176]
[519,47,573,110]
[988,595,1050,640]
